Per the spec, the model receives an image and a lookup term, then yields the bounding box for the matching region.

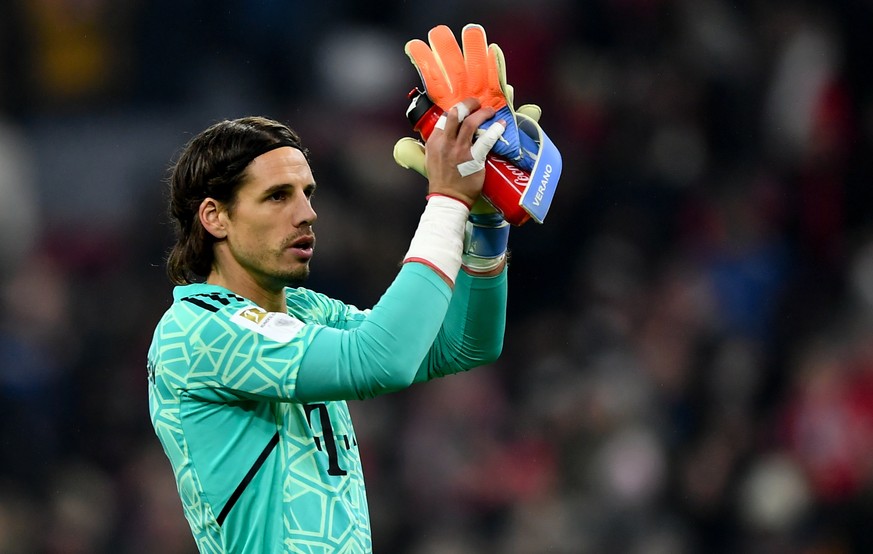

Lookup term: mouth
[288,234,315,259]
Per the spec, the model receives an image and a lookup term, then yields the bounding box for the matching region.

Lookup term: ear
[199,197,228,239]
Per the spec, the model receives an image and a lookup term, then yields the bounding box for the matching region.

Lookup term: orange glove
[405,24,508,112]
[405,24,537,171]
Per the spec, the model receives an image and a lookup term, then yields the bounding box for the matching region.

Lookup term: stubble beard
[247,252,311,291]
[280,264,310,288]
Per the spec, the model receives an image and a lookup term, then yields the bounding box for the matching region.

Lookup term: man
[147,97,510,552]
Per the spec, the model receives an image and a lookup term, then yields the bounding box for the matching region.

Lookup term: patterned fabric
[148,283,371,553]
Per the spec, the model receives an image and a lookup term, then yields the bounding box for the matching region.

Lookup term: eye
[268,190,287,202]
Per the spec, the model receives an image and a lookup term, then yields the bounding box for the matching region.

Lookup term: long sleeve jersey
[147,263,507,553]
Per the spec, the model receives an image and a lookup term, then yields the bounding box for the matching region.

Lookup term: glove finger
[516,104,542,122]
[461,24,490,101]
[428,25,467,105]
[503,83,515,111]
[393,137,428,177]
[515,112,542,171]
[488,43,510,110]
[405,39,454,105]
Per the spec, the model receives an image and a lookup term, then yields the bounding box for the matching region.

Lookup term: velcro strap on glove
[516,113,562,224]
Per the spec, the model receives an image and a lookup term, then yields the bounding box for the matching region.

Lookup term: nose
[296,192,317,227]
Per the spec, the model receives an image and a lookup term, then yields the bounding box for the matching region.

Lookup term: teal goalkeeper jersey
[148,264,507,553]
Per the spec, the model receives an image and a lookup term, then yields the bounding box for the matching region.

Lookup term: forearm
[295,192,476,401]
[414,267,507,383]
[297,263,452,401]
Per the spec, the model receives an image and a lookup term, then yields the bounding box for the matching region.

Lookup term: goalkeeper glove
[401,24,562,224]
[405,24,538,170]
[394,104,545,271]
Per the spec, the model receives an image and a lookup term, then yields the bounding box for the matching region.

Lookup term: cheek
[229,205,296,251]
[252,219,292,249]
[229,218,272,251]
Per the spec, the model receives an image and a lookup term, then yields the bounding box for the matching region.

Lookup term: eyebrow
[262,182,317,196]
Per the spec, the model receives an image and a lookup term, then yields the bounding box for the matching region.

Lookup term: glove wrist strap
[517,114,562,223]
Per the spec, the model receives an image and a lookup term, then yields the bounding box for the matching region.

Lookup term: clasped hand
[425,97,505,207]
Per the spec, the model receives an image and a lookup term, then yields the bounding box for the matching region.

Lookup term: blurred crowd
[2,0,873,552]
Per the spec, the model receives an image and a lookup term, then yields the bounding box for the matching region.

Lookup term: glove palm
[405,24,538,171]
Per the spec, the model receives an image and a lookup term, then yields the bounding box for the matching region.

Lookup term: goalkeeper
[148,24,555,554]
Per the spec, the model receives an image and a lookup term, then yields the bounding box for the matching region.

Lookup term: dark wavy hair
[165,116,309,285]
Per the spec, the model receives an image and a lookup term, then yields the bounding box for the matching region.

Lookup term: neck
[207,265,287,313]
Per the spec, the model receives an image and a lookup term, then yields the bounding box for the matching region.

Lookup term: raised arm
[289,98,507,402]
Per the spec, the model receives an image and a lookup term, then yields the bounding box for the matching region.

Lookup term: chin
[280,267,310,288]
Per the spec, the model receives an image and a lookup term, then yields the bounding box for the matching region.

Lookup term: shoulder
[152,286,312,371]
[285,286,336,321]
[285,287,368,326]
[154,285,254,341]
[174,284,249,314]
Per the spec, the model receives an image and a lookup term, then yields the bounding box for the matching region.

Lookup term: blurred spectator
[11,0,138,114]
[0,121,39,278]
[0,252,73,485]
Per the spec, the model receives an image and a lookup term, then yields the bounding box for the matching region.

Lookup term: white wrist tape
[403,195,470,284]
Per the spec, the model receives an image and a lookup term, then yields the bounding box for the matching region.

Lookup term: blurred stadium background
[3,0,873,552]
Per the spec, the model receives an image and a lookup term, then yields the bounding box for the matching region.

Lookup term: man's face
[220,146,317,290]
